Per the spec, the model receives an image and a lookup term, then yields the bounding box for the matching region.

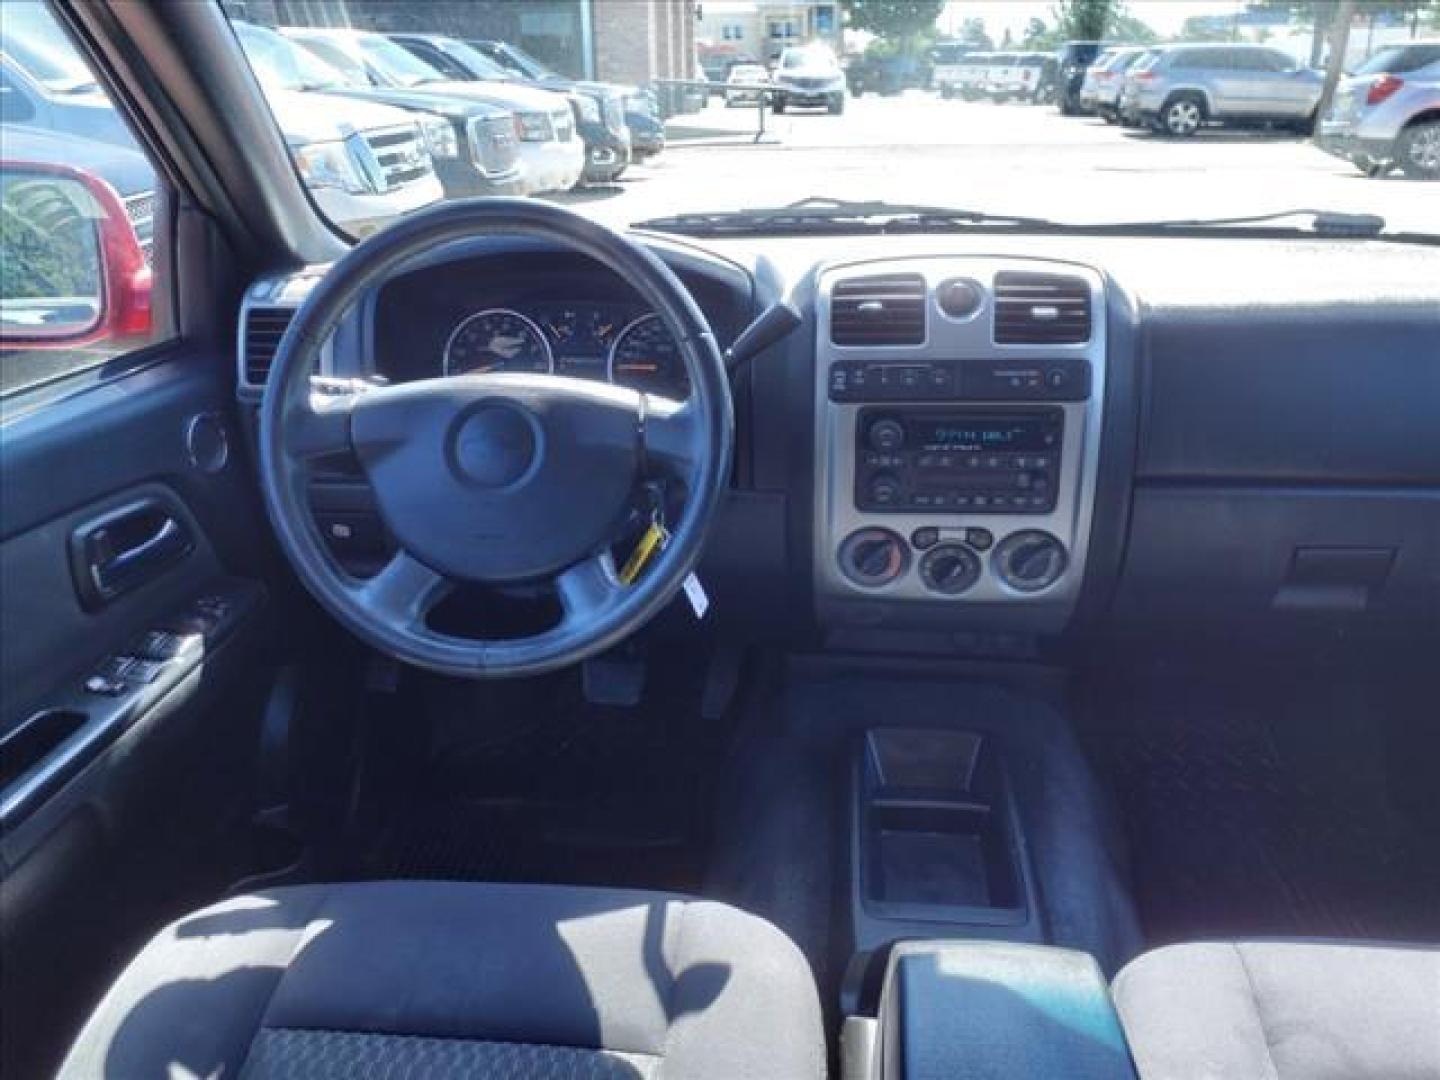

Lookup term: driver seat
[59,881,825,1079]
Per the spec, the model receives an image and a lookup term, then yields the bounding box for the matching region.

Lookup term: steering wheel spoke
[285,393,358,460]
[556,552,624,627]
[355,549,452,631]
[644,396,700,479]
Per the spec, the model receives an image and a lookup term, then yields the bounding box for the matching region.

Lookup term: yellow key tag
[619,522,669,585]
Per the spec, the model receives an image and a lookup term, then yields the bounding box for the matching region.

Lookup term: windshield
[3,1,99,93]
[782,48,837,71]
[355,34,449,87]
[436,39,517,81]
[221,2,1440,241]
[1353,43,1440,75]
[238,24,346,93]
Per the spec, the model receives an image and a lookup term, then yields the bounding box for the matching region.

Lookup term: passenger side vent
[830,273,926,346]
[993,272,1091,344]
[242,306,296,386]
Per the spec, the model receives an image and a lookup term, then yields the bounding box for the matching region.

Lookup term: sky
[939,1,1247,42]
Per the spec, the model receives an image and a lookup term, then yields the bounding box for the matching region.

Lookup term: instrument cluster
[442,302,689,399]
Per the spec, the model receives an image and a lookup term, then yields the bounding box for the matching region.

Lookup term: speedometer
[443,309,553,376]
[608,314,689,398]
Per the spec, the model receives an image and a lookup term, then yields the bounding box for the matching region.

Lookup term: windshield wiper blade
[635,197,1062,236]
[1108,208,1387,238]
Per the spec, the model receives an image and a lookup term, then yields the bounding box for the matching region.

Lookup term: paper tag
[681,573,710,619]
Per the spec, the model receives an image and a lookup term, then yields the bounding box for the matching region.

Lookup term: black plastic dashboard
[236,231,1440,652]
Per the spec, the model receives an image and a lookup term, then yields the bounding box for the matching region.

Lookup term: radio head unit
[856,408,1062,514]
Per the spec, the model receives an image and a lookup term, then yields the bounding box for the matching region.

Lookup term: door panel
[0,349,275,1078]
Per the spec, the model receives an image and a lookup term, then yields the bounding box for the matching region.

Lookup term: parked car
[946,52,994,100]
[990,52,1055,104]
[3,126,156,262]
[283,27,583,195]
[724,63,771,107]
[1080,46,1148,121]
[391,33,630,185]
[1120,43,1323,138]
[772,44,846,114]
[468,39,664,163]
[1057,40,1108,115]
[1,1,137,149]
[6,9,442,237]
[235,23,519,202]
[1319,41,1440,180]
[981,52,1019,101]
[930,41,970,98]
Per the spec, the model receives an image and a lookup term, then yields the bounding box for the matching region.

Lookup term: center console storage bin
[852,729,1037,952]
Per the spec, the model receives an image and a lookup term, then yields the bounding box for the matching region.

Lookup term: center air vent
[242,306,296,386]
[993,272,1091,344]
[830,273,926,346]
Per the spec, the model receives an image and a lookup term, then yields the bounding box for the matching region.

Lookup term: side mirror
[0,161,151,352]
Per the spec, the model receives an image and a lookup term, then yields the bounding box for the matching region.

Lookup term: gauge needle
[488,333,524,359]
[618,361,659,373]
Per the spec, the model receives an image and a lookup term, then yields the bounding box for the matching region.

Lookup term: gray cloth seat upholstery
[1112,940,1440,1079]
[59,881,826,1079]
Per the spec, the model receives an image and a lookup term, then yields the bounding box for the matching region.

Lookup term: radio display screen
[914,417,1053,453]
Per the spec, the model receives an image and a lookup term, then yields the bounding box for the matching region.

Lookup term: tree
[1023,17,1050,46]
[840,0,944,52]
[960,16,994,51]
[1051,0,1120,41]
[1178,14,1232,41]
[1110,10,1159,43]
[1315,0,1356,126]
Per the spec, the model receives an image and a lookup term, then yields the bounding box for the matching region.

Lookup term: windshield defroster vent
[242,306,296,387]
[993,272,1091,344]
[830,273,926,346]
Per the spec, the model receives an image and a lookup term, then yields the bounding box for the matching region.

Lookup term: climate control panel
[838,525,1067,598]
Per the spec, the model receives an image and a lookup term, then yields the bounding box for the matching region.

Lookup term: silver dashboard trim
[813,256,1107,623]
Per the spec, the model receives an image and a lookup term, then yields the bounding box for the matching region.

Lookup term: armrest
[872,941,1137,1080]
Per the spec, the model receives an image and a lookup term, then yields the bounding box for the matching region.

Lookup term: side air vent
[242,306,296,386]
[993,272,1091,344]
[830,273,926,346]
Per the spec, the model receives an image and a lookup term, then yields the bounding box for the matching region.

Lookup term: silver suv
[1319,42,1440,180]
[1119,44,1323,137]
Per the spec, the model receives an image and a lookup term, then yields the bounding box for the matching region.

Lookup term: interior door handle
[70,498,194,609]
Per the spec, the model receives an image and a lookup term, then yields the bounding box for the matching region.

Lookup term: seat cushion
[59,881,825,1079]
[1112,940,1440,1079]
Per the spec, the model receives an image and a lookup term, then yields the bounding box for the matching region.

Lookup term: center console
[814,259,1107,632]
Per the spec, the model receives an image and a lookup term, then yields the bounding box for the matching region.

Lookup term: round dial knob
[867,418,905,453]
[919,543,981,596]
[994,531,1068,593]
[936,278,982,320]
[868,473,903,506]
[839,528,908,588]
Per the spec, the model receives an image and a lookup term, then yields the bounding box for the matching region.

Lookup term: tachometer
[608,314,689,398]
[443,308,553,376]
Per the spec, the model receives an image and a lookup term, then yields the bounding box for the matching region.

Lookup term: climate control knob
[919,543,982,596]
[839,528,909,588]
[993,530,1068,593]
[867,418,905,453]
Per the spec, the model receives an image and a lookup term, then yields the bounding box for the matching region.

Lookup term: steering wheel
[258,200,733,679]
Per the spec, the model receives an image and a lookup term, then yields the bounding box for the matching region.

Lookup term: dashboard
[237,232,1440,651]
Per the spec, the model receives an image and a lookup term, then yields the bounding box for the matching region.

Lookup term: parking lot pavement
[552,92,1440,236]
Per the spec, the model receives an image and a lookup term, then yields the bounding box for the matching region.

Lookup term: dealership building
[226,0,700,84]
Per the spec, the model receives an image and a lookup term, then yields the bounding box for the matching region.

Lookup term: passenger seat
[1113,941,1440,1078]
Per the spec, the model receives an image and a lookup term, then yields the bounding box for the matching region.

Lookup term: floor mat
[359,648,721,895]
[1081,654,1440,946]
